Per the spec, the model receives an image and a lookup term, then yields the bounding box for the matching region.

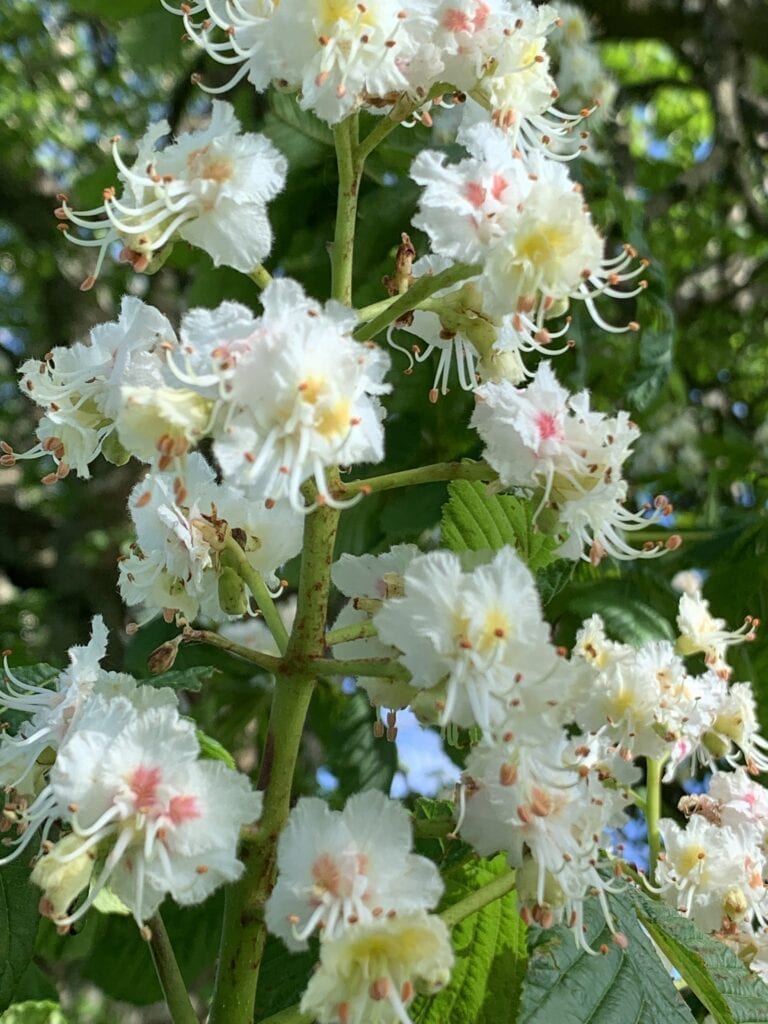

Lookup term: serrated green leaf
[147,665,215,693]
[0,1003,70,1024]
[411,856,528,1024]
[441,480,558,572]
[263,92,334,172]
[519,883,695,1024]
[633,888,768,1024]
[0,858,42,1013]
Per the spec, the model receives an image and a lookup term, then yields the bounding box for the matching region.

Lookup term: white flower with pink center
[472,361,676,563]
[264,790,442,951]
[26,698,262,929]
[57,101,286,287]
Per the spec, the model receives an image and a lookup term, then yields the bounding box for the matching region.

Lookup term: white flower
[676,590,757,676]
[459,731,630,947]
[11,297,175,478]
[34,698,262,929]
[472,362,677,563]
[119,452,303,623]
[176,0,438,125]
[708,768,768,838]
[57,101,286,287]
[0,617,176,798]
[331,546,421,709]
[299,910,453,1024]
[374,546,575,734]
[265,791,442,951]
[212,278,391,511]
[657,815,768,933]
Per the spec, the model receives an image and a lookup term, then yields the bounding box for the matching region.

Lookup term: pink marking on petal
[443,9,472,32]
[473,1,490,30]
[535,410,563,441]
[168,794,201,824]
[491,174,508,201]
[130,765,161,809]
[465,181,487,208]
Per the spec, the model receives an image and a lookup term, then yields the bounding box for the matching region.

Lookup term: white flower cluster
[0,619,261,931]
[265,792,453,1024]
[166,0,589,138]
[472,361,679,564]
[333,546,764,950]
[56,101,287,289]
[656,768,768,970]
[548,4,618,132]
[7,278,392,620]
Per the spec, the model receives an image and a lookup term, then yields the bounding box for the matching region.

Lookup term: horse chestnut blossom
[657,814,768,932]
[300,910,454,1024]
[7,297,176,479]
[676,587,758,676]
[27,698,263,929]
[458,732,631,947]
[119,453,303,623]
[374,545,578,733]
[0,617,175,801]
[265,791,443,951]
[173,0,438,124]
[212,278,391,511]
[472,361,678,562]
[330,545,422,709]
[56,100,287,287]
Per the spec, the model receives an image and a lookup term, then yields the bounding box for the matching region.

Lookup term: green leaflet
[144,665,216,693]
[0,1004,70,1024]
[633,888,768,1024]
[0,859,42,1013]
[519,883,695,1024]
[441,481,557,571]
[263,92,334,172]
[561,580,675,645]
[253,936,317,1022]
[411,856,528,1024]
[308,689,397,803]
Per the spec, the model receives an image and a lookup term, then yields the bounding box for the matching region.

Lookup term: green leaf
[253,935,317,1021]
[519,883,695,1024]
[562,580,675,645]
[196,729,236,770]
[144,665,216,693]
[0,858,42,1013]
[411,856,528,1024]
[263,92,335,172]
[0,1003,70,1024]
[634,888,768,1024]
[309,689,397,802]
[441,480,559,572]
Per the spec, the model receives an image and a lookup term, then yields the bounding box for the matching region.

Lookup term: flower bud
[218,567,249,617]
[147,636,182,675]
[31,833,96,922]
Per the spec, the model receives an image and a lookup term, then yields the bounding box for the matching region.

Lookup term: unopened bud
[147,635,182,675]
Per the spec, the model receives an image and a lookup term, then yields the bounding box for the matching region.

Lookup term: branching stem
[340,459,496,498]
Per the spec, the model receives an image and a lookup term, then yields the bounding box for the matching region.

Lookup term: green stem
[324,618,379,646]
[249,264,273,290]
[224,537,290,655]
[340,459,496,498]
[355,293,402,323]
[352,262,480,341]
[356,93,420,163]
[147,912,198,1024]
[645,757,666,886]
[209,488,342,1024]
[331,115,361,305]
[311,655,410,680]
[182,628,282,674]
[440,869,517,929]
[258,1008,313,1024]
